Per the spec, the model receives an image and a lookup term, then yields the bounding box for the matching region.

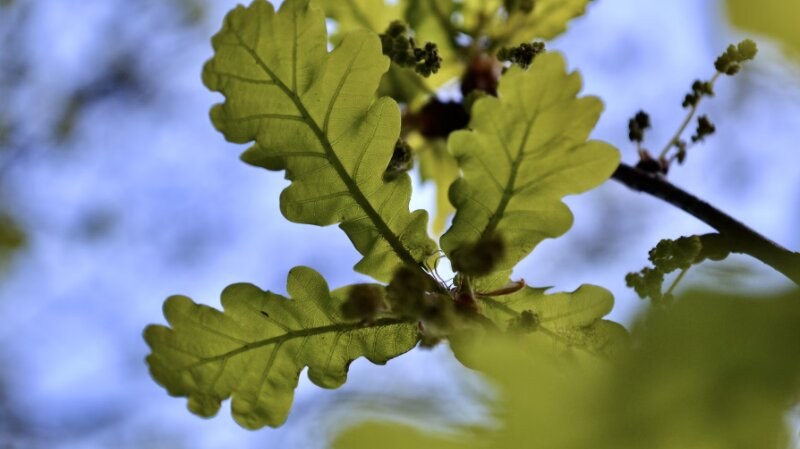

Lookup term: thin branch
[658,72,722,160]
[664,267,689,300]
[612,163,800,286]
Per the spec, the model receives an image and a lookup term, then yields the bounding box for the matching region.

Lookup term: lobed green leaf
[441,52,620,289]
[144,266,418,429]
[202,0,437,282]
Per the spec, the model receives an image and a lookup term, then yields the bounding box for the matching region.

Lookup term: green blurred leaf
[403,0,463,94]
[335,421,471,449]
[460,0,590,47]
[0,214,24,253]
[727,0,800,58]
[493,0,590,46]
[314,0,399,38]
[0,213,25,271]
[145,266,418,429]
[202,0,437,281]
[440,53,619,288]
[335,290,800,448]
[415,138,460,234]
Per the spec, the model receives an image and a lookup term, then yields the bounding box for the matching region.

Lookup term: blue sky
[0,0,798,447]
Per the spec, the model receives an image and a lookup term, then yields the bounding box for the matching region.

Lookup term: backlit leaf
[145,266,418,429]
[202,0,437,281]
[492,0,591,46]
[415,137,460,234]
[441,52,619,288]
[457,284,628,362]
[459,0,590,47]
[314,0,399,39]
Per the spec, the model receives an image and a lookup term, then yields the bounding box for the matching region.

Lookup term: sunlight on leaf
[441,52,620,288]
[314,0,399,39]
[459,0,590,48]
[414,137,460,234]
[454,283,628,363]
[145,266,418,429]
[202,0,437,282]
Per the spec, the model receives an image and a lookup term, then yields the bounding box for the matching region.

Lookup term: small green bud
[413,42,442,77]
[384,139,414,182]
[379,21,442,78]
[497,42,545,69]
[691,115,715,143]
[626,267,664,302]
[737,39,758,60]
[649,236,702,273]
[628,110,650,142]
[340,284,387,321]
[714,39,757,75]
[386,265,438,318]
[682,80,714,108]
[450,233,506,277]
[510,309,539,333]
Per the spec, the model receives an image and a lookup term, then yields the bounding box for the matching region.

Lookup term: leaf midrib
[481,113,537,238]
[229,22,424,271]
[477,296,607,359]
[185,317,410,370]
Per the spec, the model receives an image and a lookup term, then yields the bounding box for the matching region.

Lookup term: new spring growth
[341,284,387,321]
[385,265,437,319]
[383,139,413,182]
[714,39,758,75]
[497,42,545,69]
[625,267,666,304]
[450,233,506,277]
[691,115,715,143]
[510,310,540,333]
[628,110,651,143]
[682,80,714,108]
[379,21,442,77]
[627,234,731,304]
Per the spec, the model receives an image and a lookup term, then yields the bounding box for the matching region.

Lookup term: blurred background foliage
[336,290,800,448]
[0,0,799,448]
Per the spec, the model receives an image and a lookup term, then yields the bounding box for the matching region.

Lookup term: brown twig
[612,163,800,286]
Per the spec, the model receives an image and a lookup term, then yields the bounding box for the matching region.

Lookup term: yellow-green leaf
[314,0,399,39]
[415,137,460,234]
[202,0,437,281]
[726,0,800,58]
[459,0,590,47]
[144,266,418,429]
[493,0,590,47]
[441,52,619,287]
[455,284,628,362]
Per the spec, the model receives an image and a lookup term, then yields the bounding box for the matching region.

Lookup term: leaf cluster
[144,0,622,430]
[714,38,758,75]
[142,0,793,443]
